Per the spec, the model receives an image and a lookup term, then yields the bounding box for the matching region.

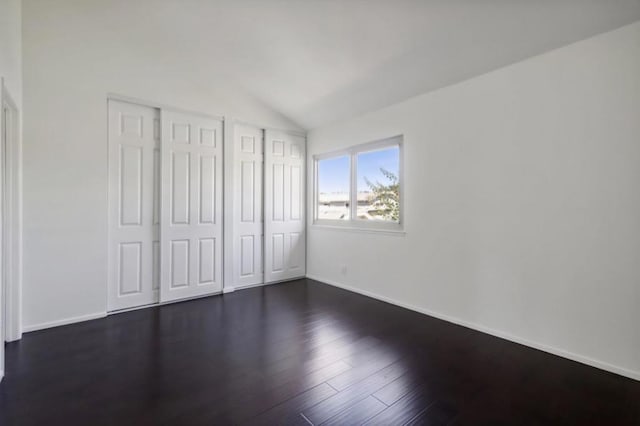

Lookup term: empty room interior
[1,0,640,424]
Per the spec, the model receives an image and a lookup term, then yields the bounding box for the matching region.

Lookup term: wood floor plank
[245,382,337,426]
[320,396,387,426]
[301,360,411,425]
[326,349,403,391]
[406,400,459,426]
[221,359,353,423]
[209,336,388,422]
[364,382,433,425]
[372,372,428,406]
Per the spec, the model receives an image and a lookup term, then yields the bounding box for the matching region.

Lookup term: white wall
[21,0,301,330]
[0,0,21,108]
[307,22,640,380]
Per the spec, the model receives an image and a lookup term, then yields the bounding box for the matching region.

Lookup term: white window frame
[313,135,403,232]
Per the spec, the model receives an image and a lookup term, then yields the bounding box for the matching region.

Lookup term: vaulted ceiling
[38,0,640,129]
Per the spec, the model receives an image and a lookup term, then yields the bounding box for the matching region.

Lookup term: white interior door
[264,130,306,283]
[107,100,160,311]
[160,110,223,302]
[232,124,264,288]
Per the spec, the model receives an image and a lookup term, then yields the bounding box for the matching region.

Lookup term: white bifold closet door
[264,130,306,283]
[232,124,264,288]
[159,110,223,302]
[107,100,160,311]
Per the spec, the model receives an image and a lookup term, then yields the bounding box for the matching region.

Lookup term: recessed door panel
[200,128,216,147]
[172,123,190,144]
[152,240,160,290]
[272,233,284,272]
[199,154,216,224]
[119,242,142,295]
[241,161,255,222]
[153,148,161,225]
[198,238,216,284]
[170,240,189,288]
[240,235,255,277]
[273,164,285,221]
[289,232,302,270]
[290,165,301,221]
[120,146,143,226]
[172,152,190,225]
[273,140,284,156]
[121,114,143,138]
[241,136,255,153]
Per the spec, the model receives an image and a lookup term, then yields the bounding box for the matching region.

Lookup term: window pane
[356,146,400,222]
[317,156,350,220]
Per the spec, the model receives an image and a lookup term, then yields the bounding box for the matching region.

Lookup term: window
[317,155,351,220]
[356,145,400,222]
[314,135,403,231]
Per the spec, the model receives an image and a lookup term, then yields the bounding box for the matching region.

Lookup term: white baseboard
[158,291,222,306]
[0,370,4,382]
[5,331,22,343]
[233,276,305,292]
[111,291,227,314]
[222,286,236,293]
[233,281,279,291]
[23,312,107,333]
[107,302,159,315]
[234,282,263,291]
[306,274,640,382]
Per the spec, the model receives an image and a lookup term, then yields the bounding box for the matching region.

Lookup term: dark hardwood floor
[1,279,638,425]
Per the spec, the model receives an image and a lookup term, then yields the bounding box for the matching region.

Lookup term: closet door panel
[231,124,264,288]
[160,111,223,302]
[264,130,306,283]
[108,100,159,311]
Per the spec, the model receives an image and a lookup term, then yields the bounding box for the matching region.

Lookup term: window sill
[310,223,406,236]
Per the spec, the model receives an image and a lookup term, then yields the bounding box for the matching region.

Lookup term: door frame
[1,78,23,343]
